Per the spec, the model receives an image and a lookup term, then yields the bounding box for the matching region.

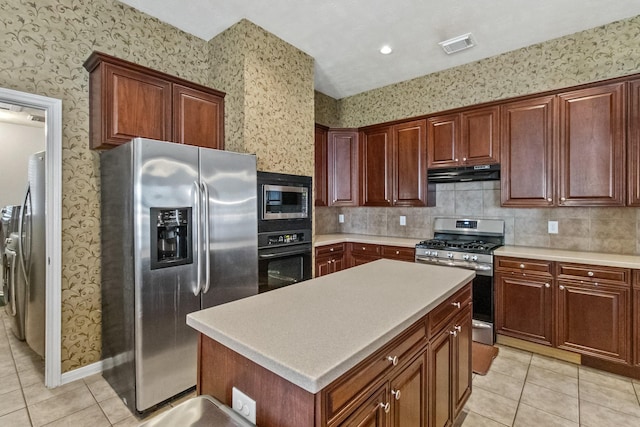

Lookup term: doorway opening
[0,87,62,388]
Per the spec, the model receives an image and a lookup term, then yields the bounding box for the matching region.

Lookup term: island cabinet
[315,243,345,277]
[360,120,433,207]
[501,82,625,207]
[83,51,224,150]
[495,257,555,346]
[426,105,500,169]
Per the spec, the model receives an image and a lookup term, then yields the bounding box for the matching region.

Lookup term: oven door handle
[259,248,310,259]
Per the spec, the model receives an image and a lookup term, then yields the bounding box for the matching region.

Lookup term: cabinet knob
[547,198,552,202]
[379,402,390,413]
[462,157,467,161]
[451,302,461,308]
[391,389,401,400]
[455,325,462,332]
[450,329,458,337]
[559,285,565,290]
[387,355,399,366]
[545,283,550,288]
[594,282,599,287]
[329,248,334,252]
[587,271,594,277]
[395,250,400,255]
[362,247,366,250]
[519,264,525,269]
[560,197,566,202]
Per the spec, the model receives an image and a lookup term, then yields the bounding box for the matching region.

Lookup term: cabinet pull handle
[387,355,399,366]
[519,263,525,269]
[559,285,565,290]
[545,283,550,288]
[451,302,461,308]
[455,325,462,333]
[450,329,458,337]
[379,402,390,413]
[391,389,401,400]
[587,271,594,277]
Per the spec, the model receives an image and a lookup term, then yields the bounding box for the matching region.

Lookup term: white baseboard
[60,360,104,385]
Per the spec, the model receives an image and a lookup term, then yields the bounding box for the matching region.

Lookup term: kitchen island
[187,259,475,426]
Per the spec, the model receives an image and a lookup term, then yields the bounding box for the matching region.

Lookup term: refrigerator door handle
[201,181,211,294]
[7,249,17,316]
[193,181,203,296]
[17,184,31,282]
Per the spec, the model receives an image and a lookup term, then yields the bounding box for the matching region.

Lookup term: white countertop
[315,233,422,248]
[495,246,640,269]
[187,259,474,394]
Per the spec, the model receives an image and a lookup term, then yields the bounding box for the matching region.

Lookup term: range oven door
[258,243,312,293]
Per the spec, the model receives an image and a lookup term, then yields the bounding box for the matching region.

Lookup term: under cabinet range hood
[427,164,500,183]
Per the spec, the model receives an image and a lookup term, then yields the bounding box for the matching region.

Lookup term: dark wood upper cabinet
[427,106,499,169]
[628,79,640,206]
[327,129,359,206]
[84,51,225,150]
[558,83,625,206]
[501,95,556,207]
[360,126,393,206]
[172,84,224,149]
[360,120,432,207]
[314,124,329,206]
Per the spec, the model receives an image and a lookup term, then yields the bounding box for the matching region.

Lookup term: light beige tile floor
[456,345,640,427]
[3,304,640,426]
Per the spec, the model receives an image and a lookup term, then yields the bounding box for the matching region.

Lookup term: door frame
[0,87,63,388]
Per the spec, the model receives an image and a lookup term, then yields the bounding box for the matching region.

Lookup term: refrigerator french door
[101,138,258,413]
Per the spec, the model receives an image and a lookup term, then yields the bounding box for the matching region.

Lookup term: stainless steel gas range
[415,218,505,345]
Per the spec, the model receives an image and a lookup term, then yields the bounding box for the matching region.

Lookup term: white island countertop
[187,259,474,394]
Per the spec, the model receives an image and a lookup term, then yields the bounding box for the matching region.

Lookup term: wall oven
[257,172,313,292]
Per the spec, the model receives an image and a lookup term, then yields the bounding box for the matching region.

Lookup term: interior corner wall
[314,91,340,127]
[209,20,315,176]
[338,15,640,128]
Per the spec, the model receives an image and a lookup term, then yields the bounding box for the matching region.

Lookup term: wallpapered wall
[0,1,315,372]
[208,20,314,176]
[337,15,640,127]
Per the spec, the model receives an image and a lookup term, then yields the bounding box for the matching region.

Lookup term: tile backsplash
[315,181,640,255]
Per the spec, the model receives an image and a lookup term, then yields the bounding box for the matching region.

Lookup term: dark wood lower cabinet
[556,280,630,363]
[339,385,390,427]
[495,272,554,346]
[390,356,426,427]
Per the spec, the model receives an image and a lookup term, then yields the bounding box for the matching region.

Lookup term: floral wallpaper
[0,0,211,372]
[314,91,340,128]
[338,15,640,127]
[209,20,315,176]
[0,2,315,373]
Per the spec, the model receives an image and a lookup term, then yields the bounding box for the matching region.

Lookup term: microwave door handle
[201,181,211,294]
[259,248,310,259]
[193,181,202,296]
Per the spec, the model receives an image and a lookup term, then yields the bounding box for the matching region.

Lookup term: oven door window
[258,249,312,293]
[472,275,493,323]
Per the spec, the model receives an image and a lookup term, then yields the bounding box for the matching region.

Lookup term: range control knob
[462,254,470,261]
[447,252,454,259]
[471,255,478,262]
[431,251,438,257]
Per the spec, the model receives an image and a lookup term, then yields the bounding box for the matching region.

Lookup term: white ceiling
[119,0,640,99]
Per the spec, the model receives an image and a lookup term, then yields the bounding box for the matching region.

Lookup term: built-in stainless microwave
[257,172,312,233]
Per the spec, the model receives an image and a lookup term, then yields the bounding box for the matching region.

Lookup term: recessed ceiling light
[439,33,475,54]
[380,45,393,55]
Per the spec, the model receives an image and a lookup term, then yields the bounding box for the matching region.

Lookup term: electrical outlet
[232,387,256,424]
[548,220,558,234]
[338,214,345,223]
[399,215,406,226]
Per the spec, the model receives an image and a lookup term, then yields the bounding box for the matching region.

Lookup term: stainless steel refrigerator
[3,153,46,356]
[100,138,258,413]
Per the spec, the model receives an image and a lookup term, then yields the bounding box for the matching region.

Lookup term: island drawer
[428,283,472,337]
[348,242,380,255]
[323,320,427,422]
[495,257,553,276]
[381,245,415,261]
[315,243,345,257]
[556,262,630,285]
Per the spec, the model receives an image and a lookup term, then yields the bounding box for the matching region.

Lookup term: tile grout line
[1,312,34,426]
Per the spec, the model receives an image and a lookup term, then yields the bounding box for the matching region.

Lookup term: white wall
[0,121,45,209]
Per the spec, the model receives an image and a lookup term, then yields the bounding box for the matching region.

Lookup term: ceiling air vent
[439,33,475,54]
